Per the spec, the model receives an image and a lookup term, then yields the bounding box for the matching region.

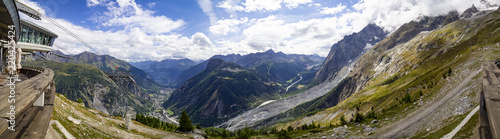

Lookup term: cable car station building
[0,0,57,138]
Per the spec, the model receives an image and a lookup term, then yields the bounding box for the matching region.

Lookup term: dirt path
[441,106,480,139]
[376,69,481,138]
[46,120,76,139]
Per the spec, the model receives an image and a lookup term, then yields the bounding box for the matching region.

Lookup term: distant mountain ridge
[172,50,325,88]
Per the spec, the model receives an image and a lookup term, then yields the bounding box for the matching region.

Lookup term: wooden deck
[0,67,55,139]
[480,60,500,139]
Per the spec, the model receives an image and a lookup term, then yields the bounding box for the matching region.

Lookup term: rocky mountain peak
[460,5,479,18]
[264,49,275,54]
[314,24,388,84]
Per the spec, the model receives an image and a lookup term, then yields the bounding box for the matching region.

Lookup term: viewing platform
[480,59,500,139]
[0,67,55,139]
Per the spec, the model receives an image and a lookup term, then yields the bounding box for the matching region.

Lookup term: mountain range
[251,5,498,138]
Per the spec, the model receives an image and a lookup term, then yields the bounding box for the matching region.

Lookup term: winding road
[286,75,303,92]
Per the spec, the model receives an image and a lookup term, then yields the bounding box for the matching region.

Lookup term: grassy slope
[50,93,189,139]
[278,10,500,137]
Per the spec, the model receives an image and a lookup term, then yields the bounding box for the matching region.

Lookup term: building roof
[20,18,58,38]
[0,0,20,42]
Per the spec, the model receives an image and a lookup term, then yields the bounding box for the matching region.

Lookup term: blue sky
[18,0,498,62]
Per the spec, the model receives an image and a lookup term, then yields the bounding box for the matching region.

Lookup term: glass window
[47,37,53,47]
[27,28,33,43]
[43,36,49,46]
[21,26,28,42]
[37,33,44,45]
[33,30,39,44]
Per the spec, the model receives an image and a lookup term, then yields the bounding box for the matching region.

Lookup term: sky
[18,0,500,62]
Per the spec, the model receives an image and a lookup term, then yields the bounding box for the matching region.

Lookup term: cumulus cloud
[89,0,185,34]
[17,0,229,62]
[192,32,214,48]
[217,15,363,56]
[320,4,346,15]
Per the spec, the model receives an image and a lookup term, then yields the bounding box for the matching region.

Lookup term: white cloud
[351,0,496,31]
[89,0,185,34]
[241,0,282,12]
[86,0,104,7]
[147,2,156,8]
[283,0,312,9]
[217,0,313,13]
[308,3,321,7]
[192,32,214,48]
[221,15,364,56]
[197,0,218,24]
[320,4,346,15]
[217,0,245,13]
[17,0,227,62]
[209,17,248,35]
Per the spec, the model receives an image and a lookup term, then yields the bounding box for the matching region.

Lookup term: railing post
[33,92,45,107]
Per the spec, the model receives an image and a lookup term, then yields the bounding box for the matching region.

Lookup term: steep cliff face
[314,24,388,84]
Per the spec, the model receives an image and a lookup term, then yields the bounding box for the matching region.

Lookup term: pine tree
[196,123,202,129]
[277,130,290,139]
[222,129,229,138]
[178,110,194,132]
